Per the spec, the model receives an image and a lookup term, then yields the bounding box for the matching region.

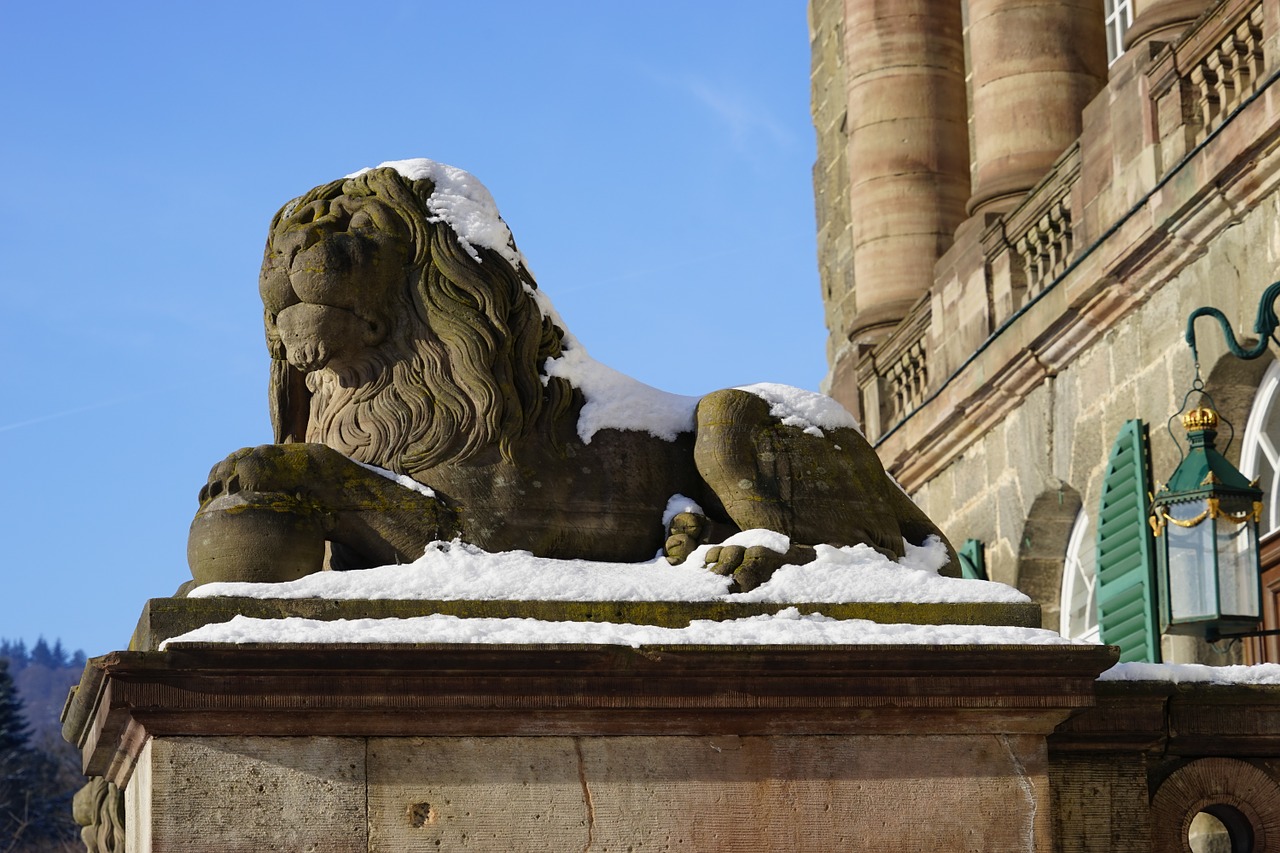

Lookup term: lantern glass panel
[1216,517,1259,619]
[1166,501,1217,621]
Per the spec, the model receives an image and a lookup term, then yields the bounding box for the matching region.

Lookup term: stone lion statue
[187,160,957,591]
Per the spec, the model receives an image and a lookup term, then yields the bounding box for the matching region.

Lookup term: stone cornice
[64,642,1117,787]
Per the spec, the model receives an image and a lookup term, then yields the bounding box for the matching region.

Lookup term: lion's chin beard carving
[300,289,492,474]
[276,302,386,374]
[304,344,435,470]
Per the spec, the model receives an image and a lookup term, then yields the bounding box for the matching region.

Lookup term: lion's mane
[267,168,576,474]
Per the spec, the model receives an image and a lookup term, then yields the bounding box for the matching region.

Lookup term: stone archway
[1202,349,1275,469]
[1017,485,1083,630]
[1151,757,1280,852]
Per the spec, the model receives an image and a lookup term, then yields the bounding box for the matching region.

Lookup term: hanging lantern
[1150,406,1264,639]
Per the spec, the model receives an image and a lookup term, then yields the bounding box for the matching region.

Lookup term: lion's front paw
[664,511,708,565]
[198,444,324,505]
[195,438,353,504]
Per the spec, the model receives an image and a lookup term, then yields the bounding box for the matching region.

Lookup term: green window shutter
[958,539,987,580]
[1095,419,1162,663]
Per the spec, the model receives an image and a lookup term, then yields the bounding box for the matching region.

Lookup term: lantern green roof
[1155,409,1259,502]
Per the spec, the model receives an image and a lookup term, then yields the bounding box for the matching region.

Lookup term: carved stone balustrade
[1015,195,1075,300]
[856,297,931,441]
[1149,0,1268,173]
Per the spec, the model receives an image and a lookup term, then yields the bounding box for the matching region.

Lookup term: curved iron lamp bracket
[1185,280,1280,365]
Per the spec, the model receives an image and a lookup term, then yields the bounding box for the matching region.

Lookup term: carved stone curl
[72,776,124,853]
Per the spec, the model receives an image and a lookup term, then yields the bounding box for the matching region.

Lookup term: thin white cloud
[639,65,796,159]
[682,76,795,152]
[0,388,183,433]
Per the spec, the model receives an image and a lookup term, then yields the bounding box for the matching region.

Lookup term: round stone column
[966,0,1109,217]
[844,0,971,342]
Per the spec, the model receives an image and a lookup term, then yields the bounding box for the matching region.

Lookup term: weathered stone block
[130,736,367,852]
[368,734,1052,852]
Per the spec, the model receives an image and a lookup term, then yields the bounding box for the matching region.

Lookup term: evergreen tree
[0,658,34,845]
[0,640,29,674]
[0,660,28,756]
[28,638,54,670]
[0,656,80,849]
[50,640,66,670]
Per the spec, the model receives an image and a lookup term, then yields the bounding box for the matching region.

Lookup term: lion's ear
[269,358,311,443]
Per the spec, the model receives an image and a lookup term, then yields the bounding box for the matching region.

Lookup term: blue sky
[0,2,826,656]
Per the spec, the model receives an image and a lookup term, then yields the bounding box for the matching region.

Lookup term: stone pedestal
[63,608,1117,853]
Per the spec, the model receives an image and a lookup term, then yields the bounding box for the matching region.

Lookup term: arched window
[1060,508,1100,642]
[1241,360,1280,535]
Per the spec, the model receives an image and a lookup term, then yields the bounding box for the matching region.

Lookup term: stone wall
[128,733,1055,852]
[67,641,1114,853]
[1048,680,1280,852]
[69,637,1280,852]
[808,0,855,407]
[810,0,1280,651]
[914,194,1280,582]
[914,190,1280,645]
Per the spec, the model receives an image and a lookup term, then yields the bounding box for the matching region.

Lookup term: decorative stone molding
[1191,4,1266,140]
[887,337,929,424]
[64,642,1116,789]
[71,776,124,853]
[865,0,1280,496]
[857,296,931,441]
[1149,0,1268,173]
[988,144,1082,320]
[1014,194,1074,299]
[1048,682,1280,852]
[62,638,1118,850]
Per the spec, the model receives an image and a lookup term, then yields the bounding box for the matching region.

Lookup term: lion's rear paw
[704,544,743,576]
[704,544,783,592]
[706,542,816,593]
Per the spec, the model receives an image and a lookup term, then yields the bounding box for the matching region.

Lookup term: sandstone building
[811,0,1280,663]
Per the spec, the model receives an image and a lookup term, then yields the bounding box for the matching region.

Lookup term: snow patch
[662,494,705,529]
[732,538,1013,604]
[718,528,791,554]
[354,460,435,497]
[736,382,861,438]
[348,158,525,271]
[161,608,1075,650]
[189,535,1024,605]
[542,343,697,442]
[1099,661,1280,685]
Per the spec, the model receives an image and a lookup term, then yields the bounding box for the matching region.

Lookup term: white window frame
[1241,360,1280,535]
[1104,0,1134,65]
[1060,508,1101,642]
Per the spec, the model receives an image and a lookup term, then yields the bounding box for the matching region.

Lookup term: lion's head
[262,163,575,473]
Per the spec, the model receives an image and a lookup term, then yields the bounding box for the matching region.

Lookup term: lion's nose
[275,223,327,259]
[281,210,352,257]
[291,200,328,226]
